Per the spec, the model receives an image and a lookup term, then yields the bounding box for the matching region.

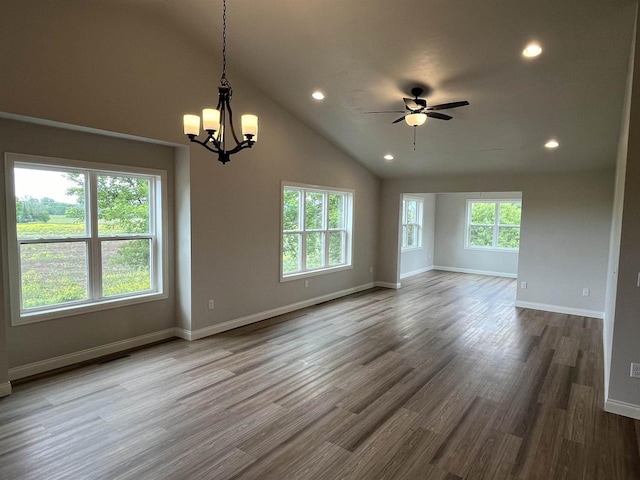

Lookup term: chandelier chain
[220,0,231,89]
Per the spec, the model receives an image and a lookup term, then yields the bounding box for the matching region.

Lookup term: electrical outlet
[521,281,527,289]
[582,288,590,297]
[631,363,640,379]
[208,299,214,310]
[304,280,309,288]
[369,266,373,273]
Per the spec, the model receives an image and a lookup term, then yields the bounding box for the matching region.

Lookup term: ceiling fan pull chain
[413,127,417,151]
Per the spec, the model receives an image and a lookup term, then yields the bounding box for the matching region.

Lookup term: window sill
[464,246,519,254]
[13,291,169,326]
[281,264,353,282]
[401,246,424,252]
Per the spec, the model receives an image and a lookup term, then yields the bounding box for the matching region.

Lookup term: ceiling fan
[365,87,469,126]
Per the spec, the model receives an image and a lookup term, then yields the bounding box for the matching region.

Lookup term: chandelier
[182,0,258,164]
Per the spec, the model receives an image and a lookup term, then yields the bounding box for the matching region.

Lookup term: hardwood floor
[1,271,639,479]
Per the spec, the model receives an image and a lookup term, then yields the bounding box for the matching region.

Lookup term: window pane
[406,201,417,223]
[406,225,416,247]
[329,231,345,266]
[471,202,495,224]
[15,168,87,239]
[20,242,88,309]
[283,234,301,274]
[498,227,520,248]
[499,202,522,225]
[305,192,324,230]
[469,226,494,247]
[402,225,407,248]
[328,194,345,229]
[306,232,324,269]
[283,189,301,231]
[102,239,151,297]
[98,175,150,236]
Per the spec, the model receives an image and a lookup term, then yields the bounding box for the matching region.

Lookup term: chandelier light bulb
[183,115,200,136]
[242,115,258,141]
[202,109,220,131]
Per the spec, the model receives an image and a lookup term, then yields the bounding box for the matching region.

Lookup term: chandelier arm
[225,139,255,155]
[187,135,222,154]
[224,97,243,147]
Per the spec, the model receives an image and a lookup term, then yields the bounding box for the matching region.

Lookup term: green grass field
[18,218,151,309]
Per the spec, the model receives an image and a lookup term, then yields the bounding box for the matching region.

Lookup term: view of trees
[16,170,154,310]
[282,188,347,274]
[469,201,521,249]
[15,196,75,224]
[402,198,422,248]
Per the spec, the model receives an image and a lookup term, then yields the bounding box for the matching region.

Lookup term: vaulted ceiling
[124,0,635,178]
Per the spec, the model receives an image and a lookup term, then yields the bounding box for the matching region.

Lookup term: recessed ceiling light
[545,139,559,149]
[523,43,542,58]
[384,154,394,161]
[312,91,325,100]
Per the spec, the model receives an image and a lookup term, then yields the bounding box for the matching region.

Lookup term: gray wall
[400,193,435,278]
[433,192,520,277]
[0,1,379,370]
[378,171,614,314]
[0,119,177,368]
[607,8,640,409]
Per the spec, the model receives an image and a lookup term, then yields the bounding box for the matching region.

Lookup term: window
[402,196,423,249]
[281,183,353,279]
[5,153,167,325]
[466,199,521,251]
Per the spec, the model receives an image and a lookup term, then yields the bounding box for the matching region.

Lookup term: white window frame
[281,181,354,281]
[401,195,423,251]
[465,199,521,252]
[5,153,168,326]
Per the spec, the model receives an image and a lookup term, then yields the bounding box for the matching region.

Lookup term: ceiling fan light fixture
[405,113,427,127]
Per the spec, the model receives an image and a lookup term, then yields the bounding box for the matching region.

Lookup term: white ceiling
[129,0,636,178]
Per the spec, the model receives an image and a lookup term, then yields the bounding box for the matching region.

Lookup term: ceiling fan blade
[364,110,407,114]
[428,100,470,111]
[403,98,421,110]
[392,116,406,124]
[426,112,453,121]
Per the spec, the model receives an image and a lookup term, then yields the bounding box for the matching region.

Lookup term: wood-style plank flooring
[1,271,639,479]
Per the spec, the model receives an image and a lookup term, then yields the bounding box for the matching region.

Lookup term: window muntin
[402,196,423,250]
[5,154,167,324]
[282,183,353,279]
[466,200,521,251]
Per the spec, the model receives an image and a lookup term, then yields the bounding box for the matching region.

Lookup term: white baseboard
[184,282,376,341]
[433,265,517,279]
[400,266,434,279]
[8,328,177,380]
[7,283,379,378]
[605,398,640,420]
[514,300,604,319]
[0,381,11,398]
[374,281,401,289]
